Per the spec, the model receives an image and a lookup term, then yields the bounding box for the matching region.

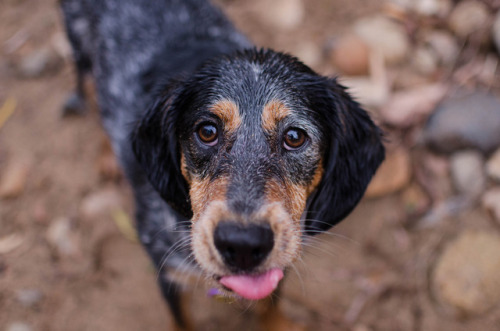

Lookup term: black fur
[61,0,384,327]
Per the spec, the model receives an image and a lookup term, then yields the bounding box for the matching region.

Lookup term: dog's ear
[131,86,193,219]
[305,78,384,234]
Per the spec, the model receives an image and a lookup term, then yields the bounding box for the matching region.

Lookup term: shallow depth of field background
[1,0,500,330]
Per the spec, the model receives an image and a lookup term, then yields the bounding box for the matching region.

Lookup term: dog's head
[132,49,384,300]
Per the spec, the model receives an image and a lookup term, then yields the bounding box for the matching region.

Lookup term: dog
[60,0,385,329]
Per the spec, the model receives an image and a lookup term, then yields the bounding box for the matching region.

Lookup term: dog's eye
[197,123,219,146]
[283,128,307,150]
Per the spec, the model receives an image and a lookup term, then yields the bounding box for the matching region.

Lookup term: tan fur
[180,152,191,185]
[189,177,228,218]
[210,99,241,134]
[307,162,324,196]
[261,100,291,132]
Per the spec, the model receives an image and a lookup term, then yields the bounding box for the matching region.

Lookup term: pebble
[413,0,452,17]
[330,34,370,76]
[379,83,447,127]
[423,91,500,154]
[17,48,62,78]
[365,147,411,198]
[422,30,459,66]
[6,322,33,331]
[16,289,43,308]
[0,158,30,199]
[486,148,500,182]
[494,11,500,54]
[412,46,438,75]
[353,15,410,64]
[80,188,123,219]
[450,151,485,197]
[260,0,304,31]
[433,230,500,316]
[482,188,500,222]
[46,217,79,257]
[448,0,490,39]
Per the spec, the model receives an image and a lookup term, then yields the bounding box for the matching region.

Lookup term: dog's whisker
[157,236,192,279]
[290,263,306,296]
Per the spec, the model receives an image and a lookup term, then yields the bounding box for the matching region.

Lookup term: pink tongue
[220,269,284,300]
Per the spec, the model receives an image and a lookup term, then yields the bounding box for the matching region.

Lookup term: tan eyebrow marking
[261,100,291,132]
[209,99,241,134]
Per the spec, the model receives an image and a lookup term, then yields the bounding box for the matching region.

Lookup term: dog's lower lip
[218,268,284,300]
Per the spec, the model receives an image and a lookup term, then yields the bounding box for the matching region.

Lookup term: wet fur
[61,0,385,328]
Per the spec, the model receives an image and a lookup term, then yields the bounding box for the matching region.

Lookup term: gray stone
[423,91,500,154]
[450,151,486,197]
[6,322,33,331]
[16,289,43,308]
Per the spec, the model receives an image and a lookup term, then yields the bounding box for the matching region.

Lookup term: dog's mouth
[217,268,284,300]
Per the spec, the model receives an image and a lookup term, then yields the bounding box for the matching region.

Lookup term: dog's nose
[214,222,274,271]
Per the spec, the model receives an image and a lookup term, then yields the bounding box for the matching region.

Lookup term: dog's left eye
[197,123,219,146]
[283,128,307,150]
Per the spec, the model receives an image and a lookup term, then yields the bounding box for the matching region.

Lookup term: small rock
[330,34,370,76]
[494,11,500,54]
[413,0,452,17]
[261,0,304,31]
[6,322,33,331]
[423,91,500,154]
[448,0,490,39]
[380,83,447,127]
[412,46,438,75]
[450,151,485,197]
[0,234,24,254]
[423,30,459,66]
[433,230,500,317]
[366,147,411,198]
[80,188,123,219]
[482,188,500,222]
[342,76,390,108]
[16,289,43,308]
[0,158,30,199]
[46,217,79,257]
[353,15,410,64]
[341,51,390,108]
[17,48,62,78]
[486,148,500,182]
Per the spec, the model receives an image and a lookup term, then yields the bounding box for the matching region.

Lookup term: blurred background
[1,0,500,330]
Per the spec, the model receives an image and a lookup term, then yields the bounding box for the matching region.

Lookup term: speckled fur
[61,0,385,328]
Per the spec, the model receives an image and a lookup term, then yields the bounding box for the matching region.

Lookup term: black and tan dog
[61,0,384,329]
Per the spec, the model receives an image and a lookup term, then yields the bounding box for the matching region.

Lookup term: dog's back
[61,0,250,134]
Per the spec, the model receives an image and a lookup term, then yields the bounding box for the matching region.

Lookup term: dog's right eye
[197,123,219,146]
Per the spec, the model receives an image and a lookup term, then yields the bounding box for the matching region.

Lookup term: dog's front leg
[256,293,306,331]
[158,277,194,331]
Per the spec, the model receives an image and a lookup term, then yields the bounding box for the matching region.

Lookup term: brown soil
[1,0,500,330]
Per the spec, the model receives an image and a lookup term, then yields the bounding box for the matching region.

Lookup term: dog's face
[133,49,384,300]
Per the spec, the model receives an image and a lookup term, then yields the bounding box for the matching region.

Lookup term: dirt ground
[1,0,500,330]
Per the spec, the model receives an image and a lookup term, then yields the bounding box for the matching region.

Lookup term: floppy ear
[305,79,385,234]
[131,86,193,219]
